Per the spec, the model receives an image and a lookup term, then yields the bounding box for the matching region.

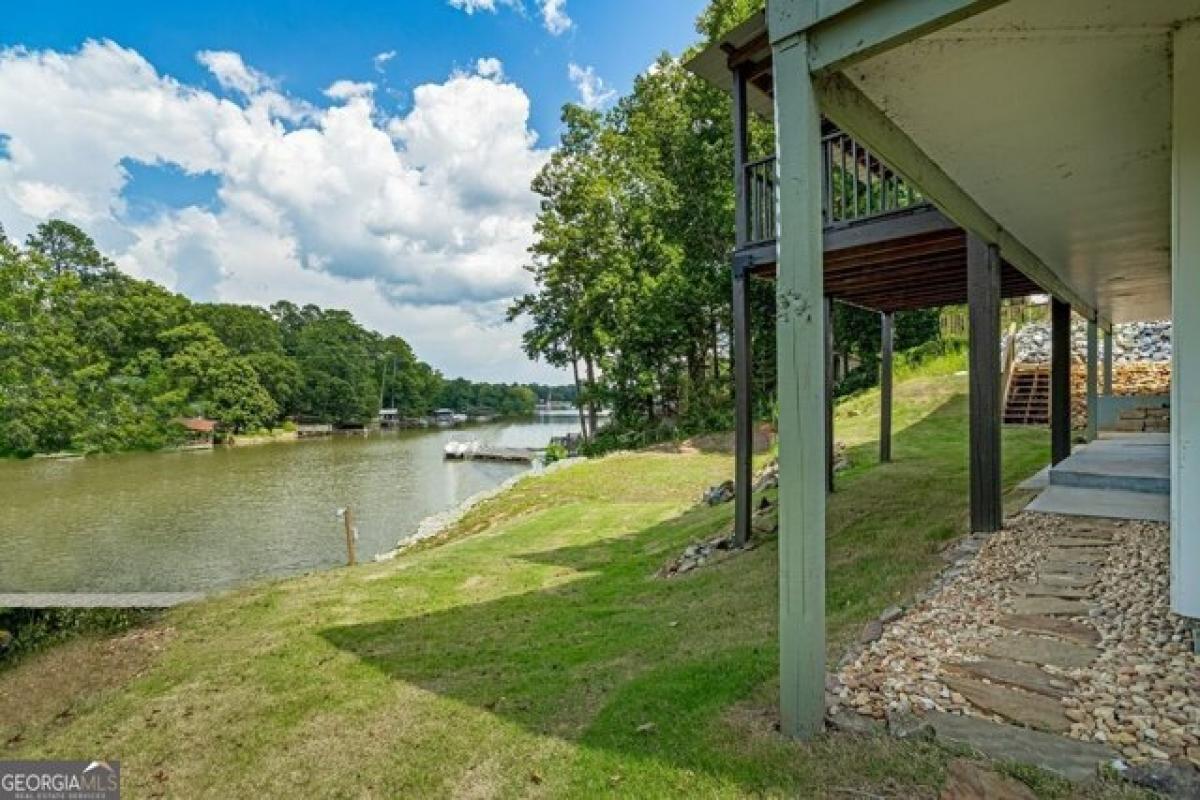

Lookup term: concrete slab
[1026,485,1170,523]
[1098,431,1169,446]
[1047,444,1169,494]
[0,593,203,608]
[1018,464,1051,491]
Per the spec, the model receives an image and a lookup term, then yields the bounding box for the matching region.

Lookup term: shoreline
[375,456,588,561]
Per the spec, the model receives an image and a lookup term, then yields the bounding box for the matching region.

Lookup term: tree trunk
[712,315,721,383]
[571,353,589,442]
[584,357,599,438]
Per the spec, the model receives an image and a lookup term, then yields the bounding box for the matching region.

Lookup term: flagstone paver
[976,633,1098,669]
[946,658,1074,699]
[1043,548,1108,563]
[927,712,1119,782]
[942,675,1073,733]
[1050,536,1114,548]
[1037,573,1096,589]
[833,513,1199,770]
[1010,582,1090,599]
[994,614,1101,646]
[1009,597,1091,617]
[1040,560,1099,576]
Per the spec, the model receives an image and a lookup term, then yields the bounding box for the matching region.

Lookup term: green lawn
[0,374,1144,798]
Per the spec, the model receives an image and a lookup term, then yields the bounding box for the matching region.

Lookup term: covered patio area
[692,0,1199,747]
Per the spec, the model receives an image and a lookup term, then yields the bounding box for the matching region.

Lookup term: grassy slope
[0,372,1143,798]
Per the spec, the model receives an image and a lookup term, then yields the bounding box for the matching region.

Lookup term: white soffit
[845,0,1200,322]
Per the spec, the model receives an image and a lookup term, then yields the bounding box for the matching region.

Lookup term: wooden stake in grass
[340,507,357,566]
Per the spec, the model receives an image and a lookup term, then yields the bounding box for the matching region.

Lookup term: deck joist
[743,205,1043,313]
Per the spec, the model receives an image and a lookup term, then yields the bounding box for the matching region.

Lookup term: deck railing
[738,131,928,247]
[743,156,778,246]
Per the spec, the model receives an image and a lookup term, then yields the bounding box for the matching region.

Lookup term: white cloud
[323,79,375,101]
[0,42,559,381]
[372,50,396,73]
[475,57,503,80]
[567,63,615,110]
[447,0,506,13]
[446,0,571,36]
[197,50,273,96]
[540,0,572,35]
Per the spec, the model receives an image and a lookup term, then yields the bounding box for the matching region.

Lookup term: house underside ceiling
[845,0,1200,323]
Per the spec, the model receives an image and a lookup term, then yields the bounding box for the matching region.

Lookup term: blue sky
[0,0,707,381]
[4,0,704,139]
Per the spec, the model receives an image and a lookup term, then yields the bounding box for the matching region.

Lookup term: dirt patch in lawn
[0,624,174,749]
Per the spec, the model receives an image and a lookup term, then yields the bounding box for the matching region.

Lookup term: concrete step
[1026,485,1169,523]
[1047,450,1170,495]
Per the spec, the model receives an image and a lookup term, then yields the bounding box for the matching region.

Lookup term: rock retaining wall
[1015,320,1171,365]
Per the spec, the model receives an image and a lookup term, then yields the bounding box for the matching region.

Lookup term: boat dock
[0,592,205,608]
[444,442,538,463]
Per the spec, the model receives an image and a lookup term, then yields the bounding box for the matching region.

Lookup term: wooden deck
[742,205,1043,313]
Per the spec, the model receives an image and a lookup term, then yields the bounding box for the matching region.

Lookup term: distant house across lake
[176,417,216,448]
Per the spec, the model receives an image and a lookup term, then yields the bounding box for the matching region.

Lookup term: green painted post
[771,31,826,740]
[1086,320,1099,442]
[1172,21,1200,619]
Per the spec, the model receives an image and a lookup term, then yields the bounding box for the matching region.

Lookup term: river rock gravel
[832,512,1200,770]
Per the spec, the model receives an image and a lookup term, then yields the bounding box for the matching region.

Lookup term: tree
[1,216,535,454]
[24,220,113,279]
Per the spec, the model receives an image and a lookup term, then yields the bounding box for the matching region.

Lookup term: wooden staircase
[1004,365,1050,425]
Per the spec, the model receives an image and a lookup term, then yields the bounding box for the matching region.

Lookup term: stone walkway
[830,512,1200,774]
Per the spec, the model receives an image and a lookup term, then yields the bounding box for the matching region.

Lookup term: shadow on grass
[320,394,1047,793]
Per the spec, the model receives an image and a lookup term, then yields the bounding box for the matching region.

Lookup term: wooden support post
[1086,319,1099,442]
[967,234,1002,533]
[825,296,835,493]
[730,62,753,549]
[1051,298,1073,466]
[1172,21,1200,619]
[772,31,825,740]
[880,311,894,463]
[1103,328,1115,396]
[732,269,753,548]
[343,507,357,566]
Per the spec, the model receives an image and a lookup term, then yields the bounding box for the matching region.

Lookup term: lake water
[0,417,579,593]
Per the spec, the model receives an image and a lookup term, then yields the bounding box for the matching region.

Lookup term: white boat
[444,441,480,459]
